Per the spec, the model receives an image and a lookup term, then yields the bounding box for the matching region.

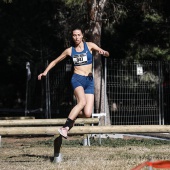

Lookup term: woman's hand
[87,42,110,57]
[38,73,47,80]
[98,50,109,57]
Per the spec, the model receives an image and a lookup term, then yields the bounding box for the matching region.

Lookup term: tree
[38,0,112,123]
[64,0,111,125]
[86,0,111,125]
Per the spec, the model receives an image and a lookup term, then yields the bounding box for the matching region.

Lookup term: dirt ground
[0,135,170,170]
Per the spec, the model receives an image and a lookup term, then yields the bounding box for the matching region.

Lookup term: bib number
[73,53,88,65]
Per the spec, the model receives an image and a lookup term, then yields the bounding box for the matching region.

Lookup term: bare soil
[0,136,170,170]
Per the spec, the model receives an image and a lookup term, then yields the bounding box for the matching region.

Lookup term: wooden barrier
[0,125,170,135]
[0,118,99,163]
[0,118,99,126]
[1,123,170,163]
[0,116,35,120]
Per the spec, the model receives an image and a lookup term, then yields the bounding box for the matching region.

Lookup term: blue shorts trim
[71,73,94,94]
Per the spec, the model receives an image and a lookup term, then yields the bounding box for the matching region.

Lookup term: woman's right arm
[38,48,71,80]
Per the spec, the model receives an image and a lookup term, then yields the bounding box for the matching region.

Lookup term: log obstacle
[0,116,35,120]
[0,118,99,163]
[0,118,99,127]
[1,120,170,163]
[0,125,170,135]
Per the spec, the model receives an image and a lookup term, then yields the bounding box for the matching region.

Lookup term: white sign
[136,64,143,75]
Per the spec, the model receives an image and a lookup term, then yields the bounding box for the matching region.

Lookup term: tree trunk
[86,0,111,125]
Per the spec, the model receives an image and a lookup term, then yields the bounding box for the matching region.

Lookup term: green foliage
[103,0,170,61]
[139,72,160,89]
[3,0,12,3]
[126,45,170,61]
[152,47,169,57]
[1,0,170,63]
[144,13,163,23]
[139,72,159,84]
[62,0,84,6]
[2,0,170,63]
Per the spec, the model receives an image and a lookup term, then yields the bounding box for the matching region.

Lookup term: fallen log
[0,125,170,135]
[0,118,99,127]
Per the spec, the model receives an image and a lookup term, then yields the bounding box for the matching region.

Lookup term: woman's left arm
[87,42,110,57]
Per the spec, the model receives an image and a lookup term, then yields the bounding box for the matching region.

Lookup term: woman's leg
[58,73,94,138]
[75,94,94,118]
[68,86,87,120]
[58,86,86,138]
[83,94,94,117]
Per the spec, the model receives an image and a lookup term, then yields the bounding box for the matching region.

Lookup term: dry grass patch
[0,136,170,170]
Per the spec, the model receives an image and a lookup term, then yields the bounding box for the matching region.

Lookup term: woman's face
[72,29,83,45]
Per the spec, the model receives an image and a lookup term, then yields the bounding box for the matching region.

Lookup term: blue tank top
[71,42,93,66]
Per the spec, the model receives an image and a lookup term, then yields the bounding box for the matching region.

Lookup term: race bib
[73,53,88,65]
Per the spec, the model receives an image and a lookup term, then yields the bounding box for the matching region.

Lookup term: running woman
[38,28,109,138]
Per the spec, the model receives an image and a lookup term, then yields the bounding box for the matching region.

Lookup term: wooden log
[0,125,170,136]
[0,118,99,126]
[0,117,35,120]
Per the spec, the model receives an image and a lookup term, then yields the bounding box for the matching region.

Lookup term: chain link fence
[26,59,170,125]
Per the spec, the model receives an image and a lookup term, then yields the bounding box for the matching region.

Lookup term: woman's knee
[83,111,92,118]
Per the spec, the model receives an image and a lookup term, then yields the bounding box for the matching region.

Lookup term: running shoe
[58,127,68,139]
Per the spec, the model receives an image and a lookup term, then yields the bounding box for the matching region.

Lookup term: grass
[1,136,170,170]
[38,136,170,147]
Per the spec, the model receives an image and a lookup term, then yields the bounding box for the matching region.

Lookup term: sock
[63,118,75,131]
